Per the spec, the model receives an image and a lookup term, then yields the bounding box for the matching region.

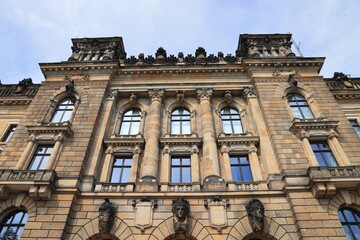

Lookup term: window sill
[160,182,200,192]
[95,182,135,192]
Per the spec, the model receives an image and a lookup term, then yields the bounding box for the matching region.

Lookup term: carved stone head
[172,198,190,234]
[15,78,32,94]
[245,199,265,232]
[99,198,115,233]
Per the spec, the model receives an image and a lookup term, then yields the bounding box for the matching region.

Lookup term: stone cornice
[289,119,339,131]
[241,57,325,69]
[104,136,145,147]
[217,135,260,145]
[26,122,74,137]
[39,61,119,73]
[160,136,202,146]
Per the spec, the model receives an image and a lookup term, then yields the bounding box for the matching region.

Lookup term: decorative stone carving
[243,86,256,101]
[155,47,167,61]
[148,89,164,102]
[15,78,32,94]
[99,198,115,233]
[65,79,75,93]
[65,74,90,82]
[245,199,265,232]
[333,72,353,88]
[288,74,298,87]
[224,90,232,104]
[172,198,190,234]
[129,93,137,104]
[107,89,120,100]
[133,196,158,231]
[204,196,230,231]
[176,91,185,103]
[196,88,213,102]
[195,47,207,62]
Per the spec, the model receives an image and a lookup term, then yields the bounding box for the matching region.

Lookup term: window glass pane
[119,122,130,135]
[130,122,140,135]
[38,157,49,170]
[171,168,180,182]
[318,143,329,150]
[323,152,338,166]
[121,168,131,182]
[122,116,133,121]
[124,159,132,166]
[230,157,239,165]
[113,158,123,166]
[28,157,41,170]
[45,146,53,154]
[171,122,180,134]
[172,158,180,165]
[338,211,345,222]
[182,168,191,183]
[182,122,191,134]
[344,209,356,222]
[182,158,191,165]
[221,115,230,120]
[242,166,253,181]
[172,116,181,120]
[232,121,243,133]
[310,143,319,150]
[51,112,62,122]
[110,168,121,183]
[301,107,314,119]
[291,107,303,119]
[314,152,326,166]
[12,212,23,224]
[351,225,360,239]
[223,121,232,133]
[343,225,352,239]
[231,166,241,182]
[240,157,250,164]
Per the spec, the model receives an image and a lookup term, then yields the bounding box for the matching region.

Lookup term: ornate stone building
[0,34,359,239]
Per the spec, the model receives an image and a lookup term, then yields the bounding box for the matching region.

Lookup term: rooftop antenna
[291,36,303,57]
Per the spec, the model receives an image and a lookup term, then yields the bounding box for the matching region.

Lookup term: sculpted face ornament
[245,199,265,232]
[99,198,115,233]
[172,198,190,234]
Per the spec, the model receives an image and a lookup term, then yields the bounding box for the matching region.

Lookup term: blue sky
[0,0,359,84]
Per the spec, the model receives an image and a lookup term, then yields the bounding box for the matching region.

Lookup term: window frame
[349,119,360,137]
[338,208,360,239]
[170,156,191,183]
[0,210,28,239]
[171,107,191,135]
[119,108,142,136]
[229,155,253,182]
[1,125,16,142]
[27,145,54,170]
[50,97,76,123]
[310,141,338,167]
[220,107,243,134]
[109,156,132,184]
[287,93,314,119]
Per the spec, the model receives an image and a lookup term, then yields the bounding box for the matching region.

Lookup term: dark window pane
[315,152,326,166]
[323,152,338,167]
[231,167,241,182]
[171,168,180,182]
[110,168,121,183]
[182,168,191,183]
[242,166,253,181]
[0,211,28,239]
[240,156,250,164]
[344,209,356,222]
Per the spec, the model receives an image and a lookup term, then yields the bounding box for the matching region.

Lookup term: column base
[138,178,158,192]
[203,176,226,191]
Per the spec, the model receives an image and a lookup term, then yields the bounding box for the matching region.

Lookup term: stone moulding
[132,197,158,232]
[307,166,360,198]
[0,169,57,200]
[204,196,230,232]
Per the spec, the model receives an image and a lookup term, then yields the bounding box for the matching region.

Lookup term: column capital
[191,145,199,154]
[106,89,120,101]
[220,143,229,154]
[328,129,339,139]
[105,145,114,154]
[27,133,36,143]
[196,88,213,102]
[248,146,258,153]
[133,145,142,154]
[54,132,65,142]
[148,89,165,103]
[243,86,257,101]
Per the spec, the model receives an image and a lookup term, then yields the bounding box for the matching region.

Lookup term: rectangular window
[310,141,338,167]
[2,125,16,142]
[230,156,253,182]
[110,156,132,183]
[350,120,360,137]
[171,156,191,183]
[28,145,54,170]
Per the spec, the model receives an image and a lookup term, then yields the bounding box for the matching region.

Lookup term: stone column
[245,87,281,189]
[45,133,64,169]
[299,131,318,166]
[328,130,350,166]
[197,88,225,190]
[99,145,113,182]
[190,144,201,191]
[16,134,36,169]
[127,145,141,191]
[248,144,263,181]
[220,143,232,182]
[85,90,118,190]
[160,145,170,191]
[139,89,164,191]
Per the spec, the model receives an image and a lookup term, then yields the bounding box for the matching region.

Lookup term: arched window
[51,97,76,122]
[119,109,141,135]
[221,107,243,134]
[171,108,191,135]
[338,208,360,239]
[0,210,28,239]
[287,94,314,119]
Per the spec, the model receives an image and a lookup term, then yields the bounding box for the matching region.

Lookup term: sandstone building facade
[0,34,359,239]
